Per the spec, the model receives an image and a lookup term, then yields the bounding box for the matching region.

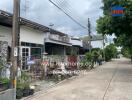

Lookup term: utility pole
[11,0,20,99]
[88,18,91,52]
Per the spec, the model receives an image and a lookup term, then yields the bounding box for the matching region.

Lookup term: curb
[21,75,78,100]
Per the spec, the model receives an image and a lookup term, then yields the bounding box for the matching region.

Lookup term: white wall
[20,26,44,45]
[0,25,45,46]
[0,25,12,46]
[70,39,83,47]
[91,40,104,49]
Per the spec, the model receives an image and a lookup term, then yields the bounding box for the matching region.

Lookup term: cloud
[0,0,13,12]
[0,0,103,36]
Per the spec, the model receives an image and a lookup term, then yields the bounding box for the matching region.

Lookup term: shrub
[0,77,10,91]
[16,79,30,99]
[92,50,99,62]
[80,52,94,69]
[16,72,34,99]
[104,44,118,61]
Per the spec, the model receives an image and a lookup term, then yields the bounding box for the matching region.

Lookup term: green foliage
[0,77,10,91]
[16,75,30,99]
[20,71,30,83]
[104,44,118,61]
[80,48,105,69]
[85,52,93,62]
[92,50,99,61]
[0,77,10,84]
[121,47,132,61]
[80,52,94,69]
[96,0,132,61]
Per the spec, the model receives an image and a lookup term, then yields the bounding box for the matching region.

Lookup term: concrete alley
[26,58,132,100]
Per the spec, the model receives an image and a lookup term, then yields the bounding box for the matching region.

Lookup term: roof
[0,10,67,36]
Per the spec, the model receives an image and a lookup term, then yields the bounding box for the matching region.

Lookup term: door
[20,46,31,70]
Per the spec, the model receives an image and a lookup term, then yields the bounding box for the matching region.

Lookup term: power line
[52,0,90,38]
[55,0,87,26]
[49,0,88,30]
[55,0,83,24]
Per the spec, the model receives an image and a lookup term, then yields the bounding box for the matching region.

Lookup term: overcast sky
[0,0,103,36]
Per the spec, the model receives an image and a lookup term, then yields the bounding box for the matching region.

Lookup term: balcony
[49,34,70,43]
[45,33,72,46]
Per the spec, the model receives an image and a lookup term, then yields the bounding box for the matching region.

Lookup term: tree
[97,0,132,61]
[104,44,117,61]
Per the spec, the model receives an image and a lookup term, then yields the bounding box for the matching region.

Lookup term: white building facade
[0,10,71,71]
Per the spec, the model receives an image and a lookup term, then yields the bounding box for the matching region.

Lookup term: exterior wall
[0,25,45,45]
[0,25,12,46]
[45,43,66,55]
[70,39,83,47]
[20,26,44,45]
[45,32,71,46]
[91,40,104,49]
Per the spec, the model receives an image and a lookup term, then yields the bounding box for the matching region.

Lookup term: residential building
[81,35,106,50]
[0,10,71,71]
[70,36,83,55]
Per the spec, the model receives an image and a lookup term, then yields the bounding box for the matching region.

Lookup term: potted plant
[29,85,35,95]
[16,82,24,99]
[22,84,30,97]
[16,72,35,99]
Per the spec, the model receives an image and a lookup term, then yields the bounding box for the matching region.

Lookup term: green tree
[97,0,132,61]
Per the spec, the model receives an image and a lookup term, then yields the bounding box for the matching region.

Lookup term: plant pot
[16,88,23,99]
[23,88,30,97]
[29,89,34,95]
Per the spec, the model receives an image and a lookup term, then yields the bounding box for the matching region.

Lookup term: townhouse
[0,10,72,70]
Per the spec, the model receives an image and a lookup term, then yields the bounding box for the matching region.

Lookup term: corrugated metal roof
[0,10,67,36]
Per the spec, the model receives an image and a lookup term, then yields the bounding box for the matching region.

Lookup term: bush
[16,81,30,99]
[80,52,94,69]
[104,44,118,61]
[16,83,24,99]
[92,50,99,62]
[80,48,104,69]
[16,72,34,99]
[0,77,10,91]
[122,47,132,61]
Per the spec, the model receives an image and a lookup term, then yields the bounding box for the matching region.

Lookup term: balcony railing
[49,34,70,43]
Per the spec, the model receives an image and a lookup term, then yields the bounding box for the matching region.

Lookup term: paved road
[28,58,132,100]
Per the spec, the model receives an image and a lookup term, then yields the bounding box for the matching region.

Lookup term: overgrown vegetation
[16,72,34,99]
[121,47,132,62]
[97,0,132,62]
[81,44,118,69]
[0,77,10,92]
[81,48,103,69]
[104,44,118,61]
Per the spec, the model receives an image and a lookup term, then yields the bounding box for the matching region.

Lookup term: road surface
[27,58,132,100]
